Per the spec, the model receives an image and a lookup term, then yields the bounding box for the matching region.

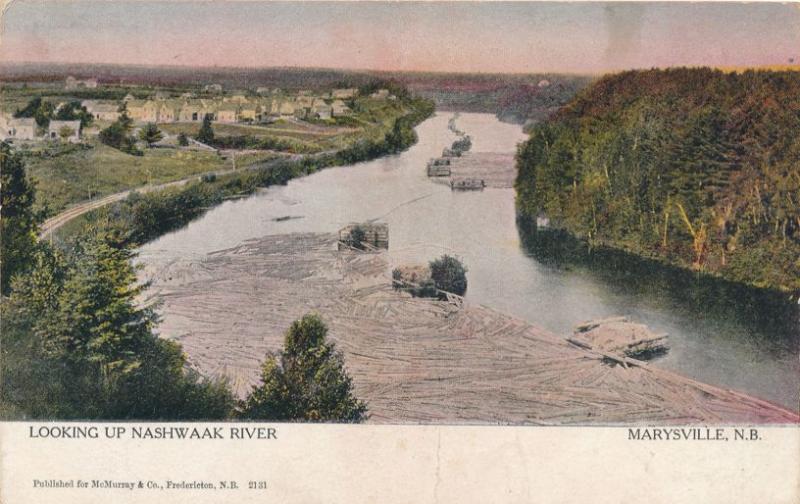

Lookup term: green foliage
[54,101,93,128]
[138,122,164,147]
[0,143,40,295]
[14,97,54,128]
[99,109,141,156]
[515,68,800,291]
[177,132,189,146]
[0,234,235,419]
[196,114,215,144]
[429,255,468,297]
[239,314,367,422]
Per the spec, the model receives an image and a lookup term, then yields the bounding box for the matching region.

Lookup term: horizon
[1,2,798,74]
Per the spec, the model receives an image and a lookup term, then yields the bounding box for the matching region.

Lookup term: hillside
[515,68,800,292]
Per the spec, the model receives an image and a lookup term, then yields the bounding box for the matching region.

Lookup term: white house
[48,120,82,142]
[5,118,38,140]
[91,103,121,122]
[331,100,352,116]
[331,88,358,99]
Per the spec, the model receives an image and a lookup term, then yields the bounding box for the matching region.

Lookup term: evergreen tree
[0,143,39,295]
[196,114,215,145]
[138,122,163,147]
[239,314,367,422]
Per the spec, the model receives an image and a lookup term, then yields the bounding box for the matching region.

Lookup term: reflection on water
[140,112,799,410]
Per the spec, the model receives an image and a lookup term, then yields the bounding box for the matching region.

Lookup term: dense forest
[515,68,800,292]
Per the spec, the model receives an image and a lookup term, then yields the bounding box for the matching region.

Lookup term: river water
[139,112,799,410]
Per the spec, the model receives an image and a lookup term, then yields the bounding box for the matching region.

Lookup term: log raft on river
[139,232,799,424]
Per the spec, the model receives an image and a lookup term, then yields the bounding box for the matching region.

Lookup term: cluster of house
[1,112,82,143]
[80,87,383,125]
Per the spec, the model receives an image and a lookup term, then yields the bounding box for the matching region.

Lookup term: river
[139,112,799,410]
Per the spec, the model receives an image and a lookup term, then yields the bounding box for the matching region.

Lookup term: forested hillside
[515,68,800,292]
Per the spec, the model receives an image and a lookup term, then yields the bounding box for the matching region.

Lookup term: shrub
[429,255,468,297]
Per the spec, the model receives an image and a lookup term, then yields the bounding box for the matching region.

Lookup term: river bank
[139,231,797,423]
[48,98,434,246]
[138,112,799,412]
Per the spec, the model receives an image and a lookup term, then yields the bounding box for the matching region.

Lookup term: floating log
[140,232,798,424]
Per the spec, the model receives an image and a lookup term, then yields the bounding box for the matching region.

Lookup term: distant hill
[515,67,800,292]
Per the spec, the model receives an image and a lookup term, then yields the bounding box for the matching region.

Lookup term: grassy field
[8,84,417,215]
[23,140,229,215]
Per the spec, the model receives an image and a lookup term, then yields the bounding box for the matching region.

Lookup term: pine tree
[196,114,215,145]
[239,314,366,422]
[0,143,39,294]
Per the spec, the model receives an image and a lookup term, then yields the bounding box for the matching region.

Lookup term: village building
[178,102,205,122]
[331,88,358,99]
[331,100,352,116]
[47,120,82,142]
[537,79,551,88]
[157,101,182,123]
[370,89,391,99]
[277,101,296,117]
[203,83,223,93]
[91,103,121,122]
[256,87,271,95]
[224,93,249,104]
[312,102,333,120]
[239,103,261,122]
[65,76,99,90]
[123,93,136,102]
[216,103,240,123]
[4,117,38,141]
[126,100,159,123]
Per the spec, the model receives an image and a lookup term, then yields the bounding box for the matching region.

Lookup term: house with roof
[48,120,82,142]
[331,100,352,116]
[157,101,182,123]
[65,76,99,90]
[203,84,223,93]
[126,100,159,123]
[331,88,358,99]
[179,102,205,122]
[312,102,333,120]
[370,89,391,99]
[4,118,38,141]
[239,103,262,122]
[91,103,121,122]
[278,101,296,117]
[216,103,240,123]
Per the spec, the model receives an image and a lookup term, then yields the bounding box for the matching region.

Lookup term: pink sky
[1,2,798,73]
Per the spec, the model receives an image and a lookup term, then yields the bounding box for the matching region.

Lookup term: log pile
[139,232,799,424]
[570,316,669,359]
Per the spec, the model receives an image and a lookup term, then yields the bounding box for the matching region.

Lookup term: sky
[1,1,798,74]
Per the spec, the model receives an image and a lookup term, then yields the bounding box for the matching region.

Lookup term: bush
[177,132,189,146]
[429,255,468,297]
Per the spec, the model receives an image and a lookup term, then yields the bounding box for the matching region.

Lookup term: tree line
[515,68,800,292]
